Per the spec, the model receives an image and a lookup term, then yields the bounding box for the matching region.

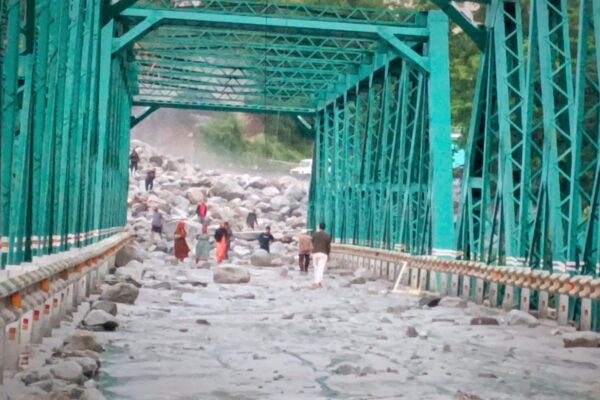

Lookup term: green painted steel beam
[113,15,163,54]
[379,30,428,74]
[119,8,430,40]
[133,99,315,115]
[130,105,159,128]
[137,0,424,27]
[143,29,380,53]
[135,49,368,67]
[430,0,487,51]
[137,76,328,97]
[110,0,139,16]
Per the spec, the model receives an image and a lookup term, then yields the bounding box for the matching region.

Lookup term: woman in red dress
[174,220,190,262]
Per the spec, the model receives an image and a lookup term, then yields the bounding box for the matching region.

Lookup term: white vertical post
[520,288,530,312]
[580,298,592,331]
[462,276,471,300]
[51,296,61,329]
[490,283,499,307]
[42,300,52,337]
[539,291,549,318]
[31,308,43,344]
[18,312,33,371]
[418,269,428,291]
[5,323,19,371]
[475,279,484,304]
[557,294,569,325]
[410,268,419,289]
[503,286,515,311]
[0,320,5,384]
[450,274,459,296]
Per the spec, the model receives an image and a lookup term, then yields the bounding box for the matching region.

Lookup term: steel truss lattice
[443,0,600,328]
[0,1,454,272]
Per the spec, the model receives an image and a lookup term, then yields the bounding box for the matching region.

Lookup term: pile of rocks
[127,139,309,267]
[15,332,106,400]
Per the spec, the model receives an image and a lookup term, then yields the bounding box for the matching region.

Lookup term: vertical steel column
[1,0,21,267]
[93,19,115,238]
[530,0,576,272]
[427,11,456,256]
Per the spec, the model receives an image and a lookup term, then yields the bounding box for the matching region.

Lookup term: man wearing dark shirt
[257,226,275,252]
[311,222,331,288]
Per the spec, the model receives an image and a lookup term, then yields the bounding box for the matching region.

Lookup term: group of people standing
[150,203,332,288]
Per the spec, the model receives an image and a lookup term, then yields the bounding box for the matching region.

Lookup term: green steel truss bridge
[1,1,600,327]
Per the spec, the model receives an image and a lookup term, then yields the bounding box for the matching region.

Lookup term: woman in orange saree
[174,220,190,262]
[214,223,228,264]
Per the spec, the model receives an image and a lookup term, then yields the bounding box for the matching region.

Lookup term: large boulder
[505,310,540,327]
[245,177,269,189]
[81,310,119,331]
[149,155,163,165]
[51,361,84,384]
[115,244,143,267]
[91,300,117,316]
[236,231,261,240]
[210,178,245,200]
[268,242,288,256]
[104,274,142,288]
[186,187,205,204]
[99,283,139,304]
[284,185,306,202]
[115,259,145,282]
[68,356,100,378]
[61,332,104,353]
[270,196,288,209]
[81,388,107,400]
[250,249,272,266]
[563,332,600,348]
[262,186,280,197]
[213,266,251,284]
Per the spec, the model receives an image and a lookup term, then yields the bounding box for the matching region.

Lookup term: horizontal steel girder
[133,99,315,115]
[133,0,425,27]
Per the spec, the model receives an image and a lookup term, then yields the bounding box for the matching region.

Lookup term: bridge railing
[0,232,133,382]
[331,244,600,332]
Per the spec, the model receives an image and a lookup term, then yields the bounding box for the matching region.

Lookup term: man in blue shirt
[257,226,276,252]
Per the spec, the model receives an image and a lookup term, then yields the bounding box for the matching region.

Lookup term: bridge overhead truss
[1,0,456,270]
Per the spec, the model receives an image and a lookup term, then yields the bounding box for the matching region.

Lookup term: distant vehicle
[173,0,202,7]
[290,159,312,176]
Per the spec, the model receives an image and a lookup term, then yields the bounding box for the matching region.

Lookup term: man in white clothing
[311,222,331,288]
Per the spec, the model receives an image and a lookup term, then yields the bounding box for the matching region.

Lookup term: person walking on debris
[224,222,233,260]
[197,200,208,224]
[174,220,190,262]
[215,223,229,264]
[145,168,156,192]
[195,232,210,263]
[246,210,258,230]
[311,222,331,288]
[298,229,312,274]
[150,209,163,244]
[197,200,209,234]
[129,149,140,175]
[258,226,276,253]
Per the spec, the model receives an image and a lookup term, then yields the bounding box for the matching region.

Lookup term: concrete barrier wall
[0,233,131,384]
[331,245,600,332]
